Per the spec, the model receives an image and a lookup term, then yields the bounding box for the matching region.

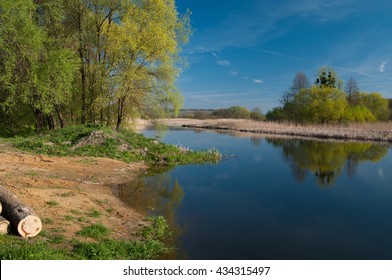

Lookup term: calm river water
[118,128,392,260]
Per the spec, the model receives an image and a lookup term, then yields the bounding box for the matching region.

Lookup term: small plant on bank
[46,200,59,207]
[140,216,170,240]
[77,223,111,240]
[87,209,103,218]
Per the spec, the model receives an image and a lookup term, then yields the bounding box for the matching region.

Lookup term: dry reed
[147,119,392,142]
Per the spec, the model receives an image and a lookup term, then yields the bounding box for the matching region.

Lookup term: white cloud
[217,60,230,66]
[379,62,387,73]
[230,70,239,76]
[254,79,264,84]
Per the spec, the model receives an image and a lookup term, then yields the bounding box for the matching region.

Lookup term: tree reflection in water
[116,167,188,259]
[267,139,389,187]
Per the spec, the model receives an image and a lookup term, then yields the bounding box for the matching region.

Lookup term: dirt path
[0,143,149,241]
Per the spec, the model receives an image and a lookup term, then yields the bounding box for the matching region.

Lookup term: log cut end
[0,216,10,234]
[17,215,42,238]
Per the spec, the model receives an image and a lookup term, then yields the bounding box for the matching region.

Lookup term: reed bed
[153,119,392,142]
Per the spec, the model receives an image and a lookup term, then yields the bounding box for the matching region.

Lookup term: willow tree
[62,0,190,128]
[107,0,190,129]
[0,0,78,129]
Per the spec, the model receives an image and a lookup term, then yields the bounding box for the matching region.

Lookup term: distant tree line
[182,106,264,121]
[266,67,391,123]
[0,0,191,131]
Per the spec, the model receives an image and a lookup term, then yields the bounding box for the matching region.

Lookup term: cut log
[0,185,42,237]
[0,216,11,234]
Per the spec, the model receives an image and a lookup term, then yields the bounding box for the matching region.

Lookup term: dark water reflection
[118,128,392,260]
[267,139,389,187]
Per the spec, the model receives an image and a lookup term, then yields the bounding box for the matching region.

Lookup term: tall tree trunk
[116,97,126,130]
[106,100,112,126]
[78,9,87,125]
[34,109,47,130]
[79,47,87,125]
[48,113,57,130]
[100,108,104,125]
[55,105,65,128]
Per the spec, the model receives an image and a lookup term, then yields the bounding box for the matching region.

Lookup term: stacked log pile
[0,185,42,237]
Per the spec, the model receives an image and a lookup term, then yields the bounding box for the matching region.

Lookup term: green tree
[315,66,338,88]
[357,92,390,121]
[265,107,286,122]
[289,86,348,123]
[60,0,191,128]
[250,106,264,121]
[213,106,251,119]
[0,0,78,129]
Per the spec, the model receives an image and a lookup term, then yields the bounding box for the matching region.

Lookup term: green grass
[72,239,167,260]
[70,209,82,215]
[141,216,170,240]
[87,209,103,218]
[7,125,221,165]
[77,224,111,239]
[46,200,59,207]
[0,216,170,260]
[64,215,76,221]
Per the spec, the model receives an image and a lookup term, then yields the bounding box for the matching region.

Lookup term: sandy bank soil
[0,140,148,241]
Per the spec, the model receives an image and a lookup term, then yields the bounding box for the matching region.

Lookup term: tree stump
[0,216,11,234]
[0,185,42,237]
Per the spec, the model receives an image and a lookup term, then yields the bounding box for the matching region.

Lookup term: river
[118,127,392,260]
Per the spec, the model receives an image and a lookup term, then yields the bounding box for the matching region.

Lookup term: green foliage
[0,0,78,130]
[345,105,376,123]
[356,93,390,121]
[315,66,339,88]
[141,216,170,240]
[265,107,286,122]
[250,107,264,121]
[213,106,252,119]
[8,125,221,165]
[389,99,392,120]
[272,68,390,124]
[0,0,191,130]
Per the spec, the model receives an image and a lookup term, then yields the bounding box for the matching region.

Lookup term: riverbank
[0,126,221,259]
[140,119,392,142]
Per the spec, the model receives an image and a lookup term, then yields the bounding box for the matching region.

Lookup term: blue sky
[175,0,392,112]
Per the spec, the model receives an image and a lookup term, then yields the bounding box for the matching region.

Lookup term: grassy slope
[8,125,221,165]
